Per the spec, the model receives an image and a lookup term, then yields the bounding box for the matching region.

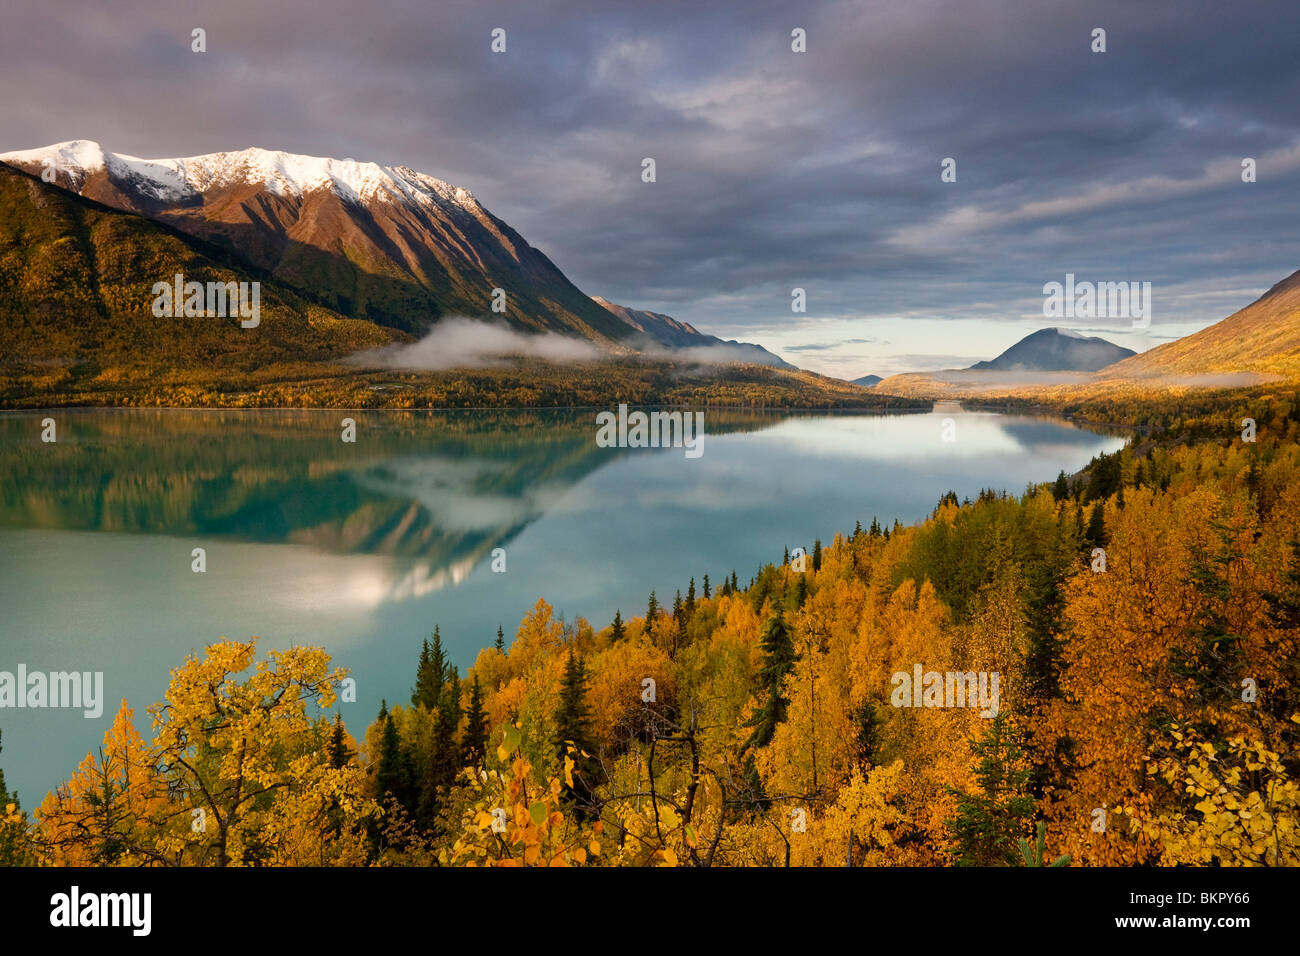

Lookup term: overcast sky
[4,0,1298,377]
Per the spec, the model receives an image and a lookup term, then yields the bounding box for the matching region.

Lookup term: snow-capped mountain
[0,140,483,209]
[0,140,633,340]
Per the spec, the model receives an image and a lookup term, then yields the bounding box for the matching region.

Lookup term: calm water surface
[0,407,1125,800]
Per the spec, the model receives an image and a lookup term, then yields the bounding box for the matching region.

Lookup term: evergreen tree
[1171,518,1247,707]
[327,713,353,769]
[945,714,1036,866]
[686,577,696,617]
[731,570,739,592]
[743,608,799,751]
[0,729,13,811]
[1084,452,1122,502]
[554,650,600,814]
[854,519,862,539]
[413,627,447,710]
[411,638,433,708]
[375,700,413,812]
[1052,470,1069,501]
[1085,501,1106,549]
[647,590,659,623]
[610,609,625,642]
[440,669,462,754]
[494,625,505,653]
[0,729,29,866]
[462,676,488,767]
[420,670,463,829]
[702,574,711,599]
[812,538,823,572]
[554,650,593,756]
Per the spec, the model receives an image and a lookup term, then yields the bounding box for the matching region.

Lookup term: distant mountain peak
[592,297,797,369]
[971,327,1134,372]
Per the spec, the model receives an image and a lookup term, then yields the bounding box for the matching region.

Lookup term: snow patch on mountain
[0,140,482,212]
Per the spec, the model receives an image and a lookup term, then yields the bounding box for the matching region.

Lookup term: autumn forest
[3,387,1297,869]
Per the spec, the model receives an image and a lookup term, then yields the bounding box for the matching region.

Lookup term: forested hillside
[5,388,1298,867]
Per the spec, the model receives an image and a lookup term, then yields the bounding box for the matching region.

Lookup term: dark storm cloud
[3,0,1298,370]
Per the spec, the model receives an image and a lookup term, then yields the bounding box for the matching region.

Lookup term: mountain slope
[592,297,797,369]
[1100,269,1300,379]
[591,297,708,348]
[971,328,1134,371]
[0,162,396,383]
[1,141,634,341]
[851,374,882,387]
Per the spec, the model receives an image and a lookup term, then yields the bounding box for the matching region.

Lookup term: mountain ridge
[591,297,796,369]
[0,140,635,341]
[873,272,1300,398]
[969,327,1135,372]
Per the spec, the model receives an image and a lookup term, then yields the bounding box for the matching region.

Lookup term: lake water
[0,406,1125,802]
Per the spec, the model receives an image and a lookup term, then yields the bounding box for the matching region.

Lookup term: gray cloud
[3,0,1298,372]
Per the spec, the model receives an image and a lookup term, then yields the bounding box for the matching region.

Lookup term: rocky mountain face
[1,141,634,341]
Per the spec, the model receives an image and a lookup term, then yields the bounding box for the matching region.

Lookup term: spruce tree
[0,729,29,866]
[375,700,413,811]
[435,671,461,778]
[686,577,696,617]
[554,650,600,813]
[1052,471,1069,500]
[554,650,593,756]
[702,574,711,599]
[945,714,1036,866]
[328,713,353,769]
[647,590,658,623]
[0,729,13,811]
[1085,501,1106,549]
[462,676,488,767]
[610,609,625,642]
[812,538,823,572]
[411,638,432,708]
[743,608,798,750]
[495,625,505,653]
[413,628,447,710]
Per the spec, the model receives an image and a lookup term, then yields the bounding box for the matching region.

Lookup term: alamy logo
[0,665,103,718]
[890,664,1000,718]
[595,404,705,459]
[151,273,261,328]
[50,886,151,936]
[1042,273,1151,328]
